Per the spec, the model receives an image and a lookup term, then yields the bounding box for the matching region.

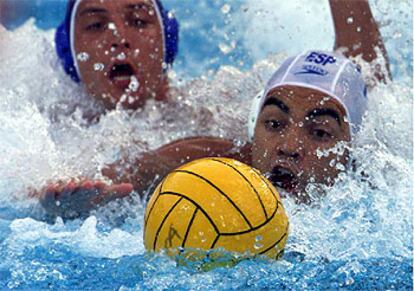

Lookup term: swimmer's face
[252,85,351,203]
[74,0,165,110]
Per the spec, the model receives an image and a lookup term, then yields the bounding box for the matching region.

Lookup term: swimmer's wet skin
[53,0,388,118]
[248,50,366,202]
[55,0,179,112]
[37,50,380,217]
[35,0,390,219]
[109,50,368,204]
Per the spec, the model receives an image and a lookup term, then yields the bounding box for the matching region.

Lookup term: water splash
[0,1,412,288]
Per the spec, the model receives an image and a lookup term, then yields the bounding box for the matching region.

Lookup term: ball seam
[211,158,269,221]
[153,197,184,250]
[172,169,253,230]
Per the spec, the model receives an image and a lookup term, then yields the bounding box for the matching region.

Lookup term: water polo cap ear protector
[247,90,265,142]
[55,0,179,83]
[247,50,368,142]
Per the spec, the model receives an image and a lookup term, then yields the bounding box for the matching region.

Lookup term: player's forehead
[262,85,347,117]
[77,0,155,14]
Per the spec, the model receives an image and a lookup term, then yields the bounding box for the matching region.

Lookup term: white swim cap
[248,50,368,140]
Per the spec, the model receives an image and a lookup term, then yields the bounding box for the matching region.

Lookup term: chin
[120,97,147,110]
[278,182,313,204]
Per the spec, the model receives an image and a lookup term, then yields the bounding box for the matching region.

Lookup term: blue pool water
[0,0,413,290]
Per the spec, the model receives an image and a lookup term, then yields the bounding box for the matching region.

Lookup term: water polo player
[36,0,390,218]
[36,49,385,217]
[55,0,178,111]
[55,0,388,115]
[102,50,370,204]
[247,50,366,202]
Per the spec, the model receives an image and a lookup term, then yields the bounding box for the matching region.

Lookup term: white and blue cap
[248,50,368,140]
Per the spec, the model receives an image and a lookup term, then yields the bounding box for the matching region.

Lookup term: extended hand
[38,180,133,220]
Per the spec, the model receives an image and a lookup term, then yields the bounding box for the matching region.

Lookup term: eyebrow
[125,3,152,11]
[262,97,290,114]
[307,108,342,125]
[80,7,108,16]
[79,3,151,18]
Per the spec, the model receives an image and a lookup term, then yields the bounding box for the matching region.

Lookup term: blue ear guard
[55,0,179,83]
[156,0,179,65]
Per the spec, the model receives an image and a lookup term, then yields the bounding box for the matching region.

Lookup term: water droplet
[219,43,231,54]
[393,31,402,39]
[108,22,116,30]
[117,52,126,60]
[254,238,263,250]
[316,149,324,158]
[347,17,354,24]
[219,41,236,55]
[120,94,127,103]
[234,139,244,147]
[336,163,346,171]
[93,63,104,71]
[77,52,89,62]
[128,95,135,104]
[221,4,231,14]
[128,76,140,92]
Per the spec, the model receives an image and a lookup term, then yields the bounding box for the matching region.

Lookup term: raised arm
[329,0,391,84]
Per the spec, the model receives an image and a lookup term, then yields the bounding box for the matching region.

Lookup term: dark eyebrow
[307,108,342,125]
[262,97,290,114]
[125,3,152,11]
[80,7,108,16]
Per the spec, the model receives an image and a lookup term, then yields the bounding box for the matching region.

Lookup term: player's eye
[85,21,107,31]
[311,128,333,141]
[131,18,148,28]
[264,119,283,132]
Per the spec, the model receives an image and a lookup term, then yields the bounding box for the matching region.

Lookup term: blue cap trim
[55,0,179,83]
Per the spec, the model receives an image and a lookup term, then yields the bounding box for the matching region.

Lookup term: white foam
[7,216,144,259]
[0,6,412,264]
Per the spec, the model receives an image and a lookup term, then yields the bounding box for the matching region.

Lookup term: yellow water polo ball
[144,157,289,263]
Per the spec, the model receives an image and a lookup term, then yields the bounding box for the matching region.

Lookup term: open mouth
[109,63,136,88]
[267,166,298,192]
